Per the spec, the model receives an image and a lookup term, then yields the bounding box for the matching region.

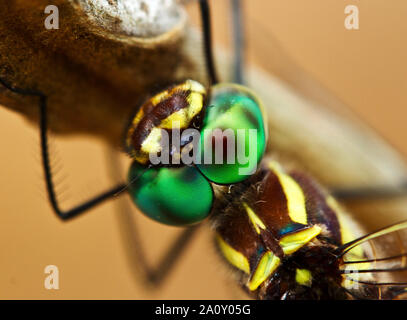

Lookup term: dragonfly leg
[0,77,127,221]
[113,192,201,288]
[134,225,200,287]
[199,0,218,85]
[101,143,201,289]
[231,0,245,84]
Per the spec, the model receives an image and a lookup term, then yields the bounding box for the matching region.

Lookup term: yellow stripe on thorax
[325,196,374,288]
[295,268,312,287]
[279,225,322,255]
[243,203,266,234]
[248,252,280,291]
[268,161,307,225]
[160,92,204,129]
[140,127,162,153]
[216,234,250,274]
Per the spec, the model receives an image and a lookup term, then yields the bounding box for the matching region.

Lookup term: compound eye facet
[128,161,213,226]
[197,84,267,184]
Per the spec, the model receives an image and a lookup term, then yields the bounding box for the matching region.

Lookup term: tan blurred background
[0,0,406,299]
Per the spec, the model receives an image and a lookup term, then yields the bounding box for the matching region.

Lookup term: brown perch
[0,0,205,148]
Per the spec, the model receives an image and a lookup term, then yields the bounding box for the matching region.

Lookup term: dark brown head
[125,79,207,165]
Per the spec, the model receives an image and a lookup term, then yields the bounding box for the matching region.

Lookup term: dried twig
[0,0,204,147]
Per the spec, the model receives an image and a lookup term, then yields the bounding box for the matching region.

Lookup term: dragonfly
[1,0,407,299]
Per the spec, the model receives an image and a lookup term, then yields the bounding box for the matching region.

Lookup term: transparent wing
[234,0,407,297]
[219,3,407,234]
[244,19,407,191]
[337,221,407,299]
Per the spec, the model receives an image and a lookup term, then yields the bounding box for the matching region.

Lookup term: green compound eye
[128,161,213,226]
[197,84,267,184]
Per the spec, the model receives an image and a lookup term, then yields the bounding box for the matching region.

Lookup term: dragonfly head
[125,82,267,226]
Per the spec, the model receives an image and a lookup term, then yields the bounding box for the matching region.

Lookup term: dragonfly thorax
[213,159,375,300]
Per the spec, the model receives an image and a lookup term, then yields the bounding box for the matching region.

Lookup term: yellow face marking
[141,127,162,153]
[160,110,189,129]
[186,92,204,118]
[185,79,206,94]
[149,79,201,106]
[268,161,307,225]
[279,225,322,255]
[295,268,312,287]
[248,251,280,291]
[216,234,250,274]
[243,203,266,234]
[126,80,207,160]
[160,92,204,129]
